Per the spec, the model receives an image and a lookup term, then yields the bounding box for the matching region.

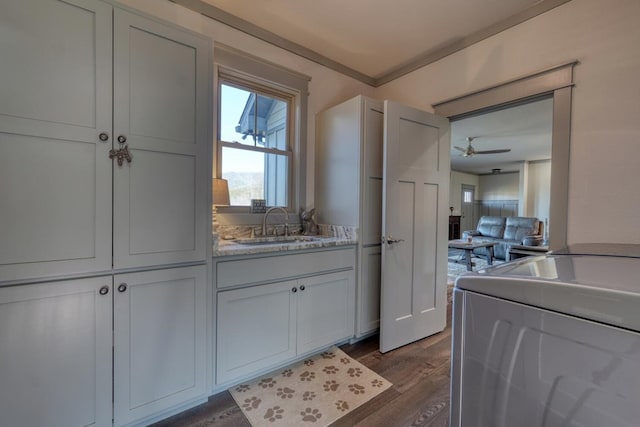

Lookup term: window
[463,189,473,204]
[214,45,310,213]
[218,81,291,206]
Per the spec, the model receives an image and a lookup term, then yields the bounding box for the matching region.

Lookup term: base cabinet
[216,280,297,383]
[0,277,113,427]
[297,271,353,354]
[358,245,382,336]
[215,249,356,386]
[0,265,207,427]
[113,266,207,427]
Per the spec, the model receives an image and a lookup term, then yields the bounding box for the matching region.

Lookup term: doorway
[449,97,553,231]
[434,61,575,250]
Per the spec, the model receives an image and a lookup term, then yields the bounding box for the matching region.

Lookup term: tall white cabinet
[315,95,383,338]
[0,1,211,426]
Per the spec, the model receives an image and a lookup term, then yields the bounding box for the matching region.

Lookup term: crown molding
[170,0,573,87]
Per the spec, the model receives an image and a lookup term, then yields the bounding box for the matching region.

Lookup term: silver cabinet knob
[99,286,109,295]
[117,135,127,144]
[291,287,297,293]
[99,132,109,142]
[117,283,127,293]
[299,285,305,291]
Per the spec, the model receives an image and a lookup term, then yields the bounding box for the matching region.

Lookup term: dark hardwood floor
[153,305,452,427]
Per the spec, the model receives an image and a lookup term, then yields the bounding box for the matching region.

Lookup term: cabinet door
[0,0,113,282]
[112,9,210,269]
[297,270,355,354]
[0,277,112,427]
[358,245,382,336]
[113,266,207,427]
[217,280,297,384]
[362,98,384,246]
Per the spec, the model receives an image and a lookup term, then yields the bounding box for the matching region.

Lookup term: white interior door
[380,100,450,353]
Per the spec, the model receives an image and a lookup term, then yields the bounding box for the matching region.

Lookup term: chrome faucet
[262,207,289,236]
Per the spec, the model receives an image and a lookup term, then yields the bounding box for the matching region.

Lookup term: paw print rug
[230,346,392,426]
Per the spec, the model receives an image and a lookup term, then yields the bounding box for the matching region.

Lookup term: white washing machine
[450,244,640,427]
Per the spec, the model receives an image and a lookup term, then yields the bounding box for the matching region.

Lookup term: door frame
[433,61,576,250]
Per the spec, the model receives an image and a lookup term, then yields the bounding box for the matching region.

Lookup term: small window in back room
[217,80,292,208]
[463,189,473,204]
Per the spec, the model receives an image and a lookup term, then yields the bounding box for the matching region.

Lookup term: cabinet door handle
[382,235,405,245]
[291,287,297,293]
[99,132,109,142]
[117,135,127,144]
[118,283,128,293]
[99,286,110,295]
[299,285,305,291]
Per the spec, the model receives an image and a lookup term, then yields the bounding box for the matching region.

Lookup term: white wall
[375,0,640,244]
[118,0,376,209]
[478,173,520,200]
[449,171,479,215]
[526,160,551,222]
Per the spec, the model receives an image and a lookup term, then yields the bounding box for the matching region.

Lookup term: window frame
[217,77,294,207]
[213,44,310,219]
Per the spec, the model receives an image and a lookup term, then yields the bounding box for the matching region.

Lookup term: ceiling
[190,0,571,85]
[450,98,553,175]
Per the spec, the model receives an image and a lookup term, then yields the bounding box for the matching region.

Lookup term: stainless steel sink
[233,236,323,245]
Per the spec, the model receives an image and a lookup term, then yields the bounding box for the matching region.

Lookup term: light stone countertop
[214,235,357,257]
[213,224,358,257]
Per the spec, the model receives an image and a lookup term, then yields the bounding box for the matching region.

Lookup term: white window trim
[213,44,310,222]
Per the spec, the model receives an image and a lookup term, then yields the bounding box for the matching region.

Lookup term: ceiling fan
[454,137,511,157]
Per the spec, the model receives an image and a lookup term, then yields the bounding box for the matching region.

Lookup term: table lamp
[212,178,230,232]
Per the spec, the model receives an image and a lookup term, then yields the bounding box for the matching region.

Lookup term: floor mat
[230,346,392,426]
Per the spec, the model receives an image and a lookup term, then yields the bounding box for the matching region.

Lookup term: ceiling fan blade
[453,146,466,152]
[474,149,512,155]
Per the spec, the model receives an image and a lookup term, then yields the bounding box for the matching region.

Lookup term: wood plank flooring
[153,305,452,427]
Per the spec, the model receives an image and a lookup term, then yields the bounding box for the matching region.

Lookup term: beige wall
[118,0,375,209]
[525,160,551,222]
[376,0,640,244]
[124,0,640,243]
[478,173,520,201]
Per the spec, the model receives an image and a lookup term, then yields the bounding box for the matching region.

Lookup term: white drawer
[216,247,355,289]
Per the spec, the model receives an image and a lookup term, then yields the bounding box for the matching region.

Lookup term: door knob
[383,235,405,245]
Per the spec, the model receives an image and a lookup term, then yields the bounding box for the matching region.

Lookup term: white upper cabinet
[0,1,211,282]
[0,0,113,282]
[112,9,210,269]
